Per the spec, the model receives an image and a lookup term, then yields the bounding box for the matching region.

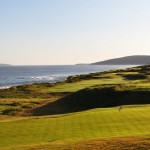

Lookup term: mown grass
[30,84,150,116]
[0,65,150,149]
[0,66,150,98]
[0,105,150,149]
[46,77,125,93]
[0,65,150,116]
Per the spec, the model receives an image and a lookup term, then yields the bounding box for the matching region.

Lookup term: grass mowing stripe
[0,105,150,149]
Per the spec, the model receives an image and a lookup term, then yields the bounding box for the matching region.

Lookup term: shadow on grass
[30,86,150,116]
[122,74,148,80]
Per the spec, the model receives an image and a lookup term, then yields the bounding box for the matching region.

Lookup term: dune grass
[0,66,150,99]
[0,65,150,149]
[0,65,150,117]
[0,97,61,116]
[0,105,150,149]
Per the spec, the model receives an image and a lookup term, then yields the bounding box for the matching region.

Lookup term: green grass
[46,77,125,93]
[0,65,150,116]
[0,65,150,149]
[0,97,61,116]
[0,105,150,149]
[0,66,150,98]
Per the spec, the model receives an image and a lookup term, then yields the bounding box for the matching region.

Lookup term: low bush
[2,108,22,115]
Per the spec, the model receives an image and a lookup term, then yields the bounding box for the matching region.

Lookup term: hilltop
[0,65,150,116]
[30,65,150,115]
[0,65,150,149]
[91,55,150,65]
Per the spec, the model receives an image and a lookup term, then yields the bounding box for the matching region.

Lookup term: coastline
[0,65,137,89]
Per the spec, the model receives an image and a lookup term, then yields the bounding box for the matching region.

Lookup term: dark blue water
[0,65,135,88]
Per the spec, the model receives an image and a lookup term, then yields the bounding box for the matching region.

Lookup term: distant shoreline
[0,65,137,90]
[0,64,12,67]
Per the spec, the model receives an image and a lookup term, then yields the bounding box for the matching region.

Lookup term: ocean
[0,65,136,89]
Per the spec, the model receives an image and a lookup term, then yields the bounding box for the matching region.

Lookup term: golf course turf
[0,65,150,149]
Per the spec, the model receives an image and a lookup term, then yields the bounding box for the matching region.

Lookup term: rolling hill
[0,65,150,149]
[92,55,150,65]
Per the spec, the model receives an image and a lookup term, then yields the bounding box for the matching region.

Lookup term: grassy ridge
[0,105,150,149]
[31,85,150,115]
[0,65,150,149]
[1,65,150,116]
[1,65,149,98]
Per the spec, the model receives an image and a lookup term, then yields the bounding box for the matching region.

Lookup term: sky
[0,0,150,65]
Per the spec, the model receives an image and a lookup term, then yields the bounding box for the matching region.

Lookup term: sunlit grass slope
[0,65,150,149]
[0,105,150,149]
[0,65,150,116]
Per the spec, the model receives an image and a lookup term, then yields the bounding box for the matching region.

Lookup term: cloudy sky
[0,0,150,65]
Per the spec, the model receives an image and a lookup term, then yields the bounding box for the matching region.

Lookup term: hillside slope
[31,85,150,115]
[30,65,150,116]
[92,55,150,65]
[0,65,150,116]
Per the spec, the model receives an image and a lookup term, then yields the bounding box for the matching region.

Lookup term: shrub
[2,108,22,115]
[9,102,21,106]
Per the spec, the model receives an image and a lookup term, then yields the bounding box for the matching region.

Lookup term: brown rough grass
[4,136,150,150]
[71,137,150,150]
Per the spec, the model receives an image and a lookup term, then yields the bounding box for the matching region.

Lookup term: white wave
[30,75,56,81]
[0,86,11,89]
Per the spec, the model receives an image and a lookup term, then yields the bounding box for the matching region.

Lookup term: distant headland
[0,64,12,66]
[91,55,150,65]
